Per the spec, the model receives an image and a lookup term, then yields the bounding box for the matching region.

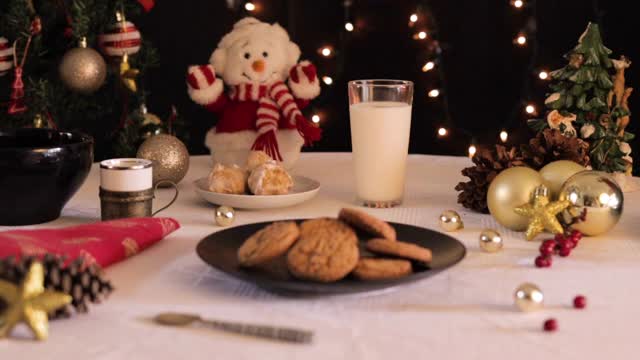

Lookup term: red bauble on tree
[138,0,156,12]
[98,13,142,58]
[0,37,13,76]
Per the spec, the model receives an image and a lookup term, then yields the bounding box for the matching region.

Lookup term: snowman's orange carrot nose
[252,60,265,73]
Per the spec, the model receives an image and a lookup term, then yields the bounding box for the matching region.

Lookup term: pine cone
[0,254,113,318]
[455,145,528,213]
[522,128,591,169]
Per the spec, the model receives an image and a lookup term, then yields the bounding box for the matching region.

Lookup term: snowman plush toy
[187,17,321,168]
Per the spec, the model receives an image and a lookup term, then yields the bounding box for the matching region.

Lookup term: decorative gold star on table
[119,53,140,92]
[0,262,71,341]
[514,185,571,241]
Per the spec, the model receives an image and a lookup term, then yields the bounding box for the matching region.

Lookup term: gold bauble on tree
[59,38,107,94]
[559,171,623,236]
[539,160,585,199]
[137,134,190,186]
[487,167,544,231]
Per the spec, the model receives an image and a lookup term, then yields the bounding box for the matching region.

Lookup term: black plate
[196,220,466,295]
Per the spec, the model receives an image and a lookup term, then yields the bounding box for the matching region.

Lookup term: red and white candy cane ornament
[98,13,142,58]
[0,37,13,76]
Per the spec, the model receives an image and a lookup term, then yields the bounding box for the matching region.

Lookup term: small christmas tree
[529,22,634,174]
[0,0,184,159]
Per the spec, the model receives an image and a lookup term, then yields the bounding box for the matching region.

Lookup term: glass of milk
[348,79,413,208]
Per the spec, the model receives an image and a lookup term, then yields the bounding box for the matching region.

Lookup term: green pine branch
[1,0,180,161]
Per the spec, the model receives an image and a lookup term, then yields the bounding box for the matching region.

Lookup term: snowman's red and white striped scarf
[230,81,319,161]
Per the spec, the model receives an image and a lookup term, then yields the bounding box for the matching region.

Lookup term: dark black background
[138,0,637,157]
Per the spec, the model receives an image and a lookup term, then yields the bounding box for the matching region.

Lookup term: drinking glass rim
[348,79,413,88]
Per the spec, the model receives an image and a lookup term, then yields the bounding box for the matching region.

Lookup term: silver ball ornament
[559,171,623,236]
[137,134,190,186]
[215,206,235,227]
[514,283,544,312]
[479,229,503,253]
[59,44,107,94]
[439,210,464,232]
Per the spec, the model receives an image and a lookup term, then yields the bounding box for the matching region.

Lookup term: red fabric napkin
[0,218,180,268]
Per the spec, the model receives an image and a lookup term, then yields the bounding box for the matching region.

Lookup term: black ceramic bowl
[0,129,94,225]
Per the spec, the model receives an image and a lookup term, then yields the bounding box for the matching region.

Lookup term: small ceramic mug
[99,158,179,220]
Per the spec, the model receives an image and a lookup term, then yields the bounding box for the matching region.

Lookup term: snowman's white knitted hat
[210,17,300,75]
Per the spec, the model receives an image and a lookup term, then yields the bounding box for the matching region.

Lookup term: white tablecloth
[2,153,640,359]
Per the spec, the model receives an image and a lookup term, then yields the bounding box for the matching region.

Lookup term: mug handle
[152,180,179,216]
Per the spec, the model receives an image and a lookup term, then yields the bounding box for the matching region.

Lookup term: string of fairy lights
[240,0,547,157]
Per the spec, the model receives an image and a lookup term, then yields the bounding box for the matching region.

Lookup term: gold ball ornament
[487,167,545,231]
[514,282,544,312]
[215,205,235,226]
[0,262,72,340]
[58,39,107,94]
[559,171,623,236]
[137,134,190,186]
[479,229,503,253]
[439,210,464,232]
[539,160,585,199]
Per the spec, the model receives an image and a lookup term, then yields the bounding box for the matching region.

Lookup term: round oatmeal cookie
[237,221,300,267]
[338,208,396,241]
[298,218,357,242]
[365,238,432,263]
[352,258,412,280]
[286,218,359,282]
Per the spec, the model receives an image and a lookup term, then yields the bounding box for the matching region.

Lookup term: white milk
[349,101,412,204]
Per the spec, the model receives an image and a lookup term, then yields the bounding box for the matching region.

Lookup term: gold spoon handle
[203,319,313,344]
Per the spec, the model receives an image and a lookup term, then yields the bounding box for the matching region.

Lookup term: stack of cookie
[237,208,432,282]
[208,151,294,195]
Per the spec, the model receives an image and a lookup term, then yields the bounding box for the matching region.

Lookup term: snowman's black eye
[262,51,268,58]
[244,52,251,59]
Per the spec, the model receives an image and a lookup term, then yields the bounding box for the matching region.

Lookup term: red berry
[559,248,572,257]
[570,230,583,243]
[574,295,587,309]
[543,318,558,332]
[535,255,552,268]
[554,234,565,242]
[539,242,556,256]
[559,239,574,252]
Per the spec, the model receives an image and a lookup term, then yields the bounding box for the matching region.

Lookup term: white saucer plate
[193,176,320,209]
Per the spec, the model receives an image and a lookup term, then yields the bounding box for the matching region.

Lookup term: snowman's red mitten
[187,65,225,106]
[288,60,320,101]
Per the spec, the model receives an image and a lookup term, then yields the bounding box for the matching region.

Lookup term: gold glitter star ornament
[0,262,72,341]
[514,185,570,241]
[119,53,139,92]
